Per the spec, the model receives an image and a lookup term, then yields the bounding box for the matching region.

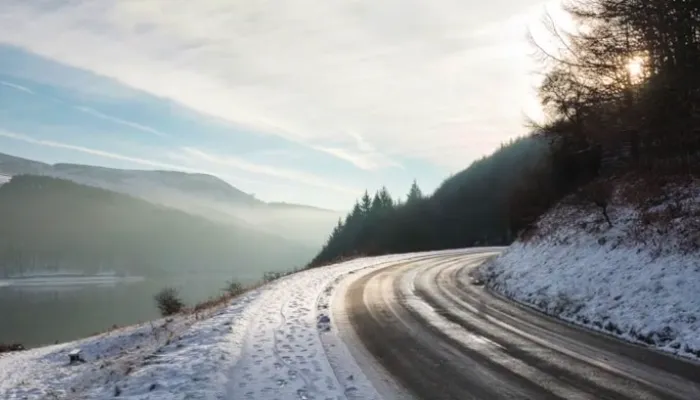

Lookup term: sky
[0,0,560,210]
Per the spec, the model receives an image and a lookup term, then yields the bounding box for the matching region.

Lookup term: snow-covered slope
[484,178,700,360]
[0,252,433,399]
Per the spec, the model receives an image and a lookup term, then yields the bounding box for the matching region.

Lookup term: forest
[308,0,700,267]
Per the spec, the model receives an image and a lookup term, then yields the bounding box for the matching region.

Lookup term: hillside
[0,152,343,247]
[482,176,700,360]
[308,136,548,266]
[0,175,313,278]
[0,152,50,175]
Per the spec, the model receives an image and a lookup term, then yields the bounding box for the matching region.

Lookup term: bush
[263,271,285,283]
[578,180,614,227]
[154,287,185,316]
[0,343,25,353]
[223,280,244,297]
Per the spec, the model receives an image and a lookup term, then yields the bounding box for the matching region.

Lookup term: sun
[626,56,645,82]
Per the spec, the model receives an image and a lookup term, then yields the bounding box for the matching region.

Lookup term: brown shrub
[154,287,185,317]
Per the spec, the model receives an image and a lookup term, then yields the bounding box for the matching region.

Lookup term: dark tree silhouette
[307,136,553,267]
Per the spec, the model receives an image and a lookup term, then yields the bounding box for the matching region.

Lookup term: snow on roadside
[484,182,700,361]
[0,286,266,400]
[316,265,390,400]
[0,313,201,399]
[224,254,412,400]
[0,252,427,399]
[89,289,263,399]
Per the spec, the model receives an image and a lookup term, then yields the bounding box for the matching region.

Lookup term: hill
[0,175,313,278]
[483,176,700,360]
[0,152,50,175]
[308,135,549,266]
[0,152,343,247]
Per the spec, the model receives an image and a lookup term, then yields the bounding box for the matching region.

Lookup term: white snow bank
[484,180,700,360]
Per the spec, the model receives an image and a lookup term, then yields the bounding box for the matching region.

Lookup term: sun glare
[626,56,645,82]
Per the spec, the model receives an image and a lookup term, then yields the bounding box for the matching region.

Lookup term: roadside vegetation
[154,266,302,320]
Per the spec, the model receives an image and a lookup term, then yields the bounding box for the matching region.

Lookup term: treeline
[535,0,700,175]
[308,137,549,267]
[513,0,700,227]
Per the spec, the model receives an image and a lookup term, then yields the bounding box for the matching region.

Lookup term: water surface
[0,270,261,347]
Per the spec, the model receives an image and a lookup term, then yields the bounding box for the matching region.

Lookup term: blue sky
[0,0,557,209]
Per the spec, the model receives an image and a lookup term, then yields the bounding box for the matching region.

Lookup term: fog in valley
[0,152,341,346]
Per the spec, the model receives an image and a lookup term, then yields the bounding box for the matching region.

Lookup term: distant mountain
[0,152,50,175]
[50,163,260,205]
[0,175,314,279]
[0,152,344,247]
[267,202,339,212]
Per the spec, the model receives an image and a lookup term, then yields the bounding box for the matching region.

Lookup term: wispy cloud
[0,0,548,170]
[0,80,34,94]
[0,129,182,170]
[74,106,168,137]
[313,146,398,171]
[178,147,361,195]
[0,77,169,138]
[312,130,401,170]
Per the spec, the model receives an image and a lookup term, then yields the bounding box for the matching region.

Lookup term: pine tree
[371,191,383,214]
[406,180,423,204]
[328,218,344,242]
[360,191,372,216]
[378,186,394,209]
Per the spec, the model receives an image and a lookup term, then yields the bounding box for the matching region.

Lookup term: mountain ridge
[0,152,337,211]
[0,152,343,246]
[0,174,314,278]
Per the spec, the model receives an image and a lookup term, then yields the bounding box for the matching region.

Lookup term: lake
[0,270,263,347]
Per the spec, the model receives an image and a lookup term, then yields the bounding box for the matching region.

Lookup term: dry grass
[0,343,25,353]
[308,254,368,269]
[187,277,274,320]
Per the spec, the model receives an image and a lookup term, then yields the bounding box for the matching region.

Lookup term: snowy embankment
[0,252,435,399]
[483,179,700,360]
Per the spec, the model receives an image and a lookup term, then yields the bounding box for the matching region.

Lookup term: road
[341,250,700,400]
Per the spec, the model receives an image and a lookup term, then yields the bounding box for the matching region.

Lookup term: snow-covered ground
[0,251,447,399]
[483,179,700,360]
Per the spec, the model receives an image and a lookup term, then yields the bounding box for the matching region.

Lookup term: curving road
[340,250,700,400]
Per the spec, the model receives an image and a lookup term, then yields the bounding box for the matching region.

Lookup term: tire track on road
[343,250,700,400]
